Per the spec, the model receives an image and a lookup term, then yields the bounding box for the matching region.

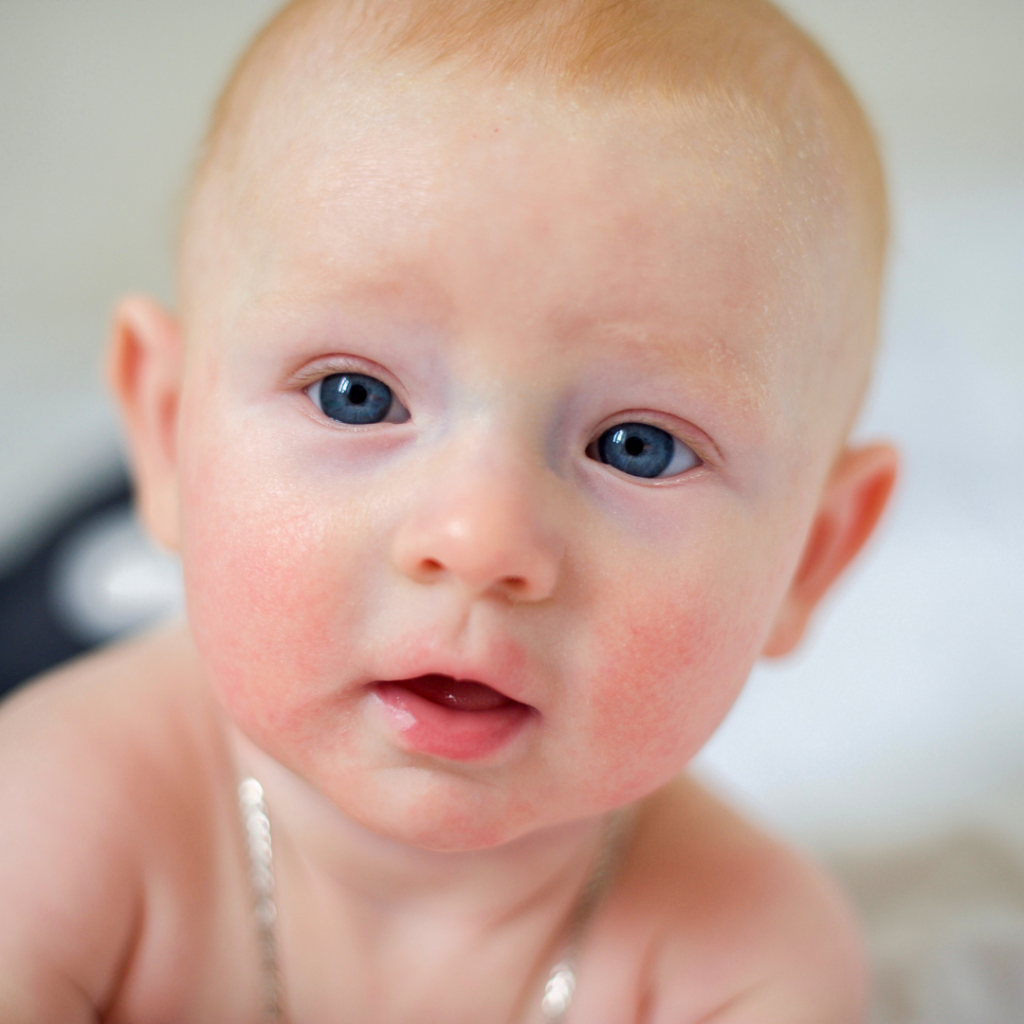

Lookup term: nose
[390,452,564,603]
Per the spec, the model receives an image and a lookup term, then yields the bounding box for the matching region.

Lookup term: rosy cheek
[180,449,344,745]
[572,574,758,806]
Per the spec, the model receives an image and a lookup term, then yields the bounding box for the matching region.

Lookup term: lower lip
[371,682,534,761]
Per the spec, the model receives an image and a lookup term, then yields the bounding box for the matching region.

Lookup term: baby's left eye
[308,372,409,425]
[589,422,700,479]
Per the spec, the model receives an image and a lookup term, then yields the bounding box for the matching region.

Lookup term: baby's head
[111,0,896,850]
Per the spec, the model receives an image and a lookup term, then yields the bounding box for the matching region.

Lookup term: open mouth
[397,674,518,712]
[371,674,535,761]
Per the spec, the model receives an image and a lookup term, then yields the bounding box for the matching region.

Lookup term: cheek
[178,426,364,746]
[184,489,327,731]
[568,543,778,807]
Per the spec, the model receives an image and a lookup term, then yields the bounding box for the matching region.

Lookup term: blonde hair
[192,0,883,235]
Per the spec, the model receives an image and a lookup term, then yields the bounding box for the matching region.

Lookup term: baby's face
[176,82,839,849]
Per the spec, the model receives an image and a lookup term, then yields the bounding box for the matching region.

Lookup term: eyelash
[292,358,403,396]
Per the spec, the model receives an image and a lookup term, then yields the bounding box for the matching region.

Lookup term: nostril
[421,558,444,574]
[502,576,528,593]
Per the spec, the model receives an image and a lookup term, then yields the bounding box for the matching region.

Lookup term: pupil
[625,436,645,457]
[349,383,367,405]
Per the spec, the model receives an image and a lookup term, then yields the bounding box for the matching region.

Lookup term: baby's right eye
[308,372,410,425]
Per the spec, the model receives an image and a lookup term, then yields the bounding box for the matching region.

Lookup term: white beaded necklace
[239,777,630,1023]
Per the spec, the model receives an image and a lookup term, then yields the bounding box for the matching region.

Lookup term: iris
[596,423,682,478]
[320,373,394,425]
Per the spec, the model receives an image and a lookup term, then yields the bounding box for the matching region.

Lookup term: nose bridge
[391,429,564,602]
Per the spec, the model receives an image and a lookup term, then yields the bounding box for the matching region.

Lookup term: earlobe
[763,443,898,658]
[107,295,184,551]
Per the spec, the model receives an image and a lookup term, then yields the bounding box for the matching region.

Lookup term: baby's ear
[107,296,183,551]
[763,443,898,658]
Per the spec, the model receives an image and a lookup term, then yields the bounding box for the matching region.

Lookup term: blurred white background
[0,0,1022,851]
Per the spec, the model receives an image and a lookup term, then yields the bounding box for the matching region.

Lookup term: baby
[0,0,898,1021]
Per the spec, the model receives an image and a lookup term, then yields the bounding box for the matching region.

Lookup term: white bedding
[831,787,1024,1023]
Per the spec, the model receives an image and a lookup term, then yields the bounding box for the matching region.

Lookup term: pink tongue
[400,675,511,712]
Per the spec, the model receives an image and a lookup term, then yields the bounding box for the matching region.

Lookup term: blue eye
[315,373,407,425]
[593,422,700,479]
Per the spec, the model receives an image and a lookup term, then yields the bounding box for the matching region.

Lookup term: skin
[0,75,895,1023]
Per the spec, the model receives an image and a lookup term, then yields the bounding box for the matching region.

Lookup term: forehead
[195,79,822,412]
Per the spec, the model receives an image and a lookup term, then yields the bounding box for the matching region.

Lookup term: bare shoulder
[575,775,867,1024]
[0,623,237,1020]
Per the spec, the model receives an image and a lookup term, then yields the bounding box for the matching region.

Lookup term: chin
[336,769,550,852]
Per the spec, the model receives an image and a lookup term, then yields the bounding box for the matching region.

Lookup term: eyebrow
[550,304,767,384]
[244,257,458,325]
[234,254,778,419]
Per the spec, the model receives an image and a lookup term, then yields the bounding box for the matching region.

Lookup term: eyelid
[589,410,722,469]
[287,355,411,406]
